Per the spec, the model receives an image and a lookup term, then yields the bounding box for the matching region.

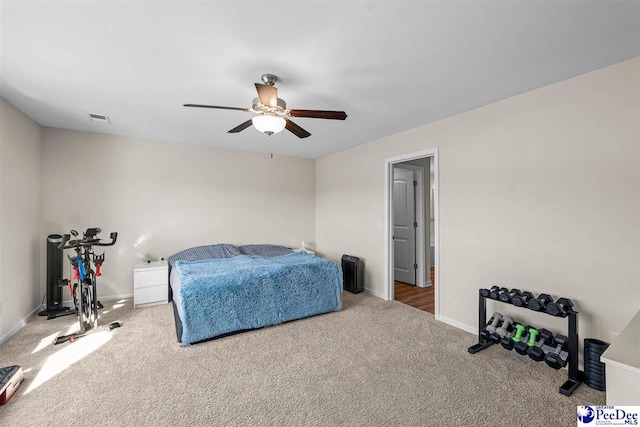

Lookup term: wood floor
[394,267,435,314]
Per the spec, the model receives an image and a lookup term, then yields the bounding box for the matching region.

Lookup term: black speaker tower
[38,234,74,319]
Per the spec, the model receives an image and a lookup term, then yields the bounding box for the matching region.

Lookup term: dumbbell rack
[467,289,582,396]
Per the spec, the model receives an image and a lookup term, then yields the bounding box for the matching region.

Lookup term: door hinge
[414,263,418,269]
[414,222,418,228]
[414,180,418,186]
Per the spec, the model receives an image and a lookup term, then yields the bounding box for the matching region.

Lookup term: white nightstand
[133,260,168,308]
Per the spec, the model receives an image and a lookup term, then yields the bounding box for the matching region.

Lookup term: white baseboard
[0,305,41,346]
[0,293,134,346]
[417,280,432,288]
[364,287,386,300]
[438,314,477,335]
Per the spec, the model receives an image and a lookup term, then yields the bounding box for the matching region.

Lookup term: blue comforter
[174,252,342,345]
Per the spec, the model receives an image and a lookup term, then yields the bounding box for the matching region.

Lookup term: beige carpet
[0,293,604,426]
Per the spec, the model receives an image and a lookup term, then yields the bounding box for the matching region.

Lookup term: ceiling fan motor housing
[252,97,287,114]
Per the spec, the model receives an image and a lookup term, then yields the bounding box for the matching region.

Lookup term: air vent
[88,113,111,124]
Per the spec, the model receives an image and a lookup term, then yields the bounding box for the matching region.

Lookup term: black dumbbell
[500,336,514,350]
[528,294,554,312]
[490,316,513,343]
[479,286,498,298]
[511,291,534,307]
[544,335,569,369]
[545,350,569,369]
[545,297,574,317]
[489,287,508,300]
[527,329,555,361]
[499,288,521,303]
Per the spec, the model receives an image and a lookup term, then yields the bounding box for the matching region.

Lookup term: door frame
[385,148,440,319]
[392,163,425,288]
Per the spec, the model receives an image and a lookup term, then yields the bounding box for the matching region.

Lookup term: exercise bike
[54,227,120,345]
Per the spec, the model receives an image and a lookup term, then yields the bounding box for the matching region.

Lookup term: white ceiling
[1,1,639,159]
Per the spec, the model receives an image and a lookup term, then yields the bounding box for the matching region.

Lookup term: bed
[168,244,343,346]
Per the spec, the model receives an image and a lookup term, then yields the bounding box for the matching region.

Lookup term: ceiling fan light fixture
[252,115,286,136]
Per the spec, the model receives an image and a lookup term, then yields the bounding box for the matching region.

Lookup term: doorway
[385,149,439,317]
[392,164,424,286]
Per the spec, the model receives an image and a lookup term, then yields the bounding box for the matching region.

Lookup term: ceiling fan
[184,74,347,138]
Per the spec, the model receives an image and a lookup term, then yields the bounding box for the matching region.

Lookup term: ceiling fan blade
[255,83,278,107]
[184,104,251,112]
[228,119,253,133]
[289,109,347,120]
[285,120,311,139]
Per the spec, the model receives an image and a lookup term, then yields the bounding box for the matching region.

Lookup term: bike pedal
[96,301,104,309]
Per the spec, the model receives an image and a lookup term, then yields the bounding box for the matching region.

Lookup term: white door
[393,167,416,285]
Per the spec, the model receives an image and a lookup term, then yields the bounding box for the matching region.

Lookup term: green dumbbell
[511,324,526,343]
[515,327,538,355]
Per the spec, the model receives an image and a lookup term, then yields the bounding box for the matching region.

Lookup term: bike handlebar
[58,234,69,249]
[58,229,118,250]
[103,232,118,246]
